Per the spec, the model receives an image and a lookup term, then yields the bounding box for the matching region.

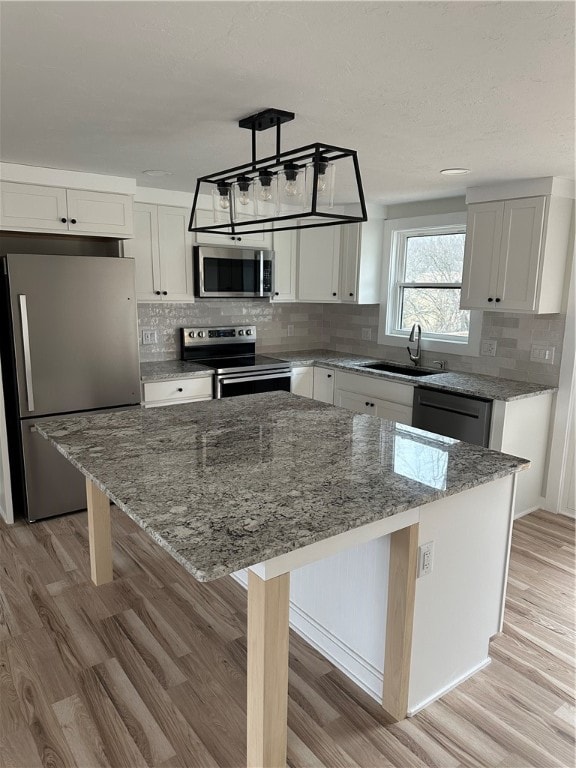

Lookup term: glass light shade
[277,164,306,213]
[232,177,256,220]
[254,172,278,218]
[212,183,233,223]
[306,159,335,209]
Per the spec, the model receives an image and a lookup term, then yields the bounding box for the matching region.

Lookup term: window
[379,213,481,356]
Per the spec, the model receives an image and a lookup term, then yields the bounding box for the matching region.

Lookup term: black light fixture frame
[188,108,368,235]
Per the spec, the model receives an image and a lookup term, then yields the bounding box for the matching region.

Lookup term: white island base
[234,473,516,719]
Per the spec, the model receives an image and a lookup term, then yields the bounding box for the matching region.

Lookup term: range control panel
[181,326,257,346]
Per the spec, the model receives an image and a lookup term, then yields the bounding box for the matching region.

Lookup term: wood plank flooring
[0,508,573,768]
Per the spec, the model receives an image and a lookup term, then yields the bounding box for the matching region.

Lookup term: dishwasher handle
[415,399,481,420]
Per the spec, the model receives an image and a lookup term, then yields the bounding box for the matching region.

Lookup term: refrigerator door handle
[18,294,35,412]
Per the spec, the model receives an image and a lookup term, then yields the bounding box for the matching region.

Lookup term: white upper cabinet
[297,226,341,302]
[192,209,273,249]
[125,203,193,302]
[271,229,297,302]
[461,194,573,313]
[339,218,384,304]
[66,189,133,236]
[0,181,134,238]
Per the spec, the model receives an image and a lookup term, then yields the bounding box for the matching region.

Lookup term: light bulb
[219,195,230,210]
[284,179,299,197]
[259,187,273,201]
[238,191,250,206]
[317,175,327,193]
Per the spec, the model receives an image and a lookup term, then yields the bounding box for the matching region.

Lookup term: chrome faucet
[407,323,422,366]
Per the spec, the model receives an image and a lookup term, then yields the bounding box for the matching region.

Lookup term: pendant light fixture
[189,108,367,236]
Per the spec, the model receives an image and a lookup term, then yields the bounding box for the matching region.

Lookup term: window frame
[378,213,482,356]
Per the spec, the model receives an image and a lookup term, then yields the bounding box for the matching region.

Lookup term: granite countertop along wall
[36,392,529,582]
[141,360,213,382]
[140,350,557,402]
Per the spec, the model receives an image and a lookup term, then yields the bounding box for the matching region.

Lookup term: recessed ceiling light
[142,169,173,177]
[440,168,470,176]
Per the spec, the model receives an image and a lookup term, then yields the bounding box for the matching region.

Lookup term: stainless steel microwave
[193,246,275,299]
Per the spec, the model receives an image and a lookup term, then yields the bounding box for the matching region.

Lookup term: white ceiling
[0,1,574,204]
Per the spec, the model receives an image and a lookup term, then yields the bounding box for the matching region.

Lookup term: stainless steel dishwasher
[412,387,493,447]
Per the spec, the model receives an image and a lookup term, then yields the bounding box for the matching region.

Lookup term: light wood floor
[0,508,574,768]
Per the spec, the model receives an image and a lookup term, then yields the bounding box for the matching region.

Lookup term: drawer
[142,376,213,404]
[335,370,413,406]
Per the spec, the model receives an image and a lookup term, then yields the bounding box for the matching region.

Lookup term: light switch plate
[530,343,555,364]
[142,330,157,345]
[481,339,497,357]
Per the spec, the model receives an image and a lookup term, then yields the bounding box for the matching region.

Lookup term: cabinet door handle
[349,293,354,297]
[274,292,279,296]
[487,297,493,302]
[18,295,35,411]
[332,292,337,297]
[60,217,67,223]
[70,218,77,224]
[495,297,501,303]
[327,374,332,378]
[177,387,183,393]
[365,401,370,406]
[155,291,161,296]
[370,402,374,407]
[162,291,168,296]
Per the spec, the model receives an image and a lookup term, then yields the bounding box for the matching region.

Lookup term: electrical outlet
[142,330,157,345]
[361,327,372,341]
[287,324,294,337]
[530,343,555,364]
[417,541,434,577]
[481,339,497,357]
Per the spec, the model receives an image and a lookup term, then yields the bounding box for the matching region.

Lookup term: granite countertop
[140,350,556,401]
[273,349,557,402]
[36,392,528,583]
[140,360,214,382]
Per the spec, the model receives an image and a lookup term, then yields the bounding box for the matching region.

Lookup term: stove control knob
[238,330,244,336]
[188,332,195,338]
[246,329,253,336]
[198,331,205,338]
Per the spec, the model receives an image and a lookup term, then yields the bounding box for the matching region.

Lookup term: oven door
[216,372,291,399]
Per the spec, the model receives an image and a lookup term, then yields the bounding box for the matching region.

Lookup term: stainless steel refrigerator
[0,253,140,521]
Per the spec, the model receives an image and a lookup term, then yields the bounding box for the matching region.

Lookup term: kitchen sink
[358,362,445,377]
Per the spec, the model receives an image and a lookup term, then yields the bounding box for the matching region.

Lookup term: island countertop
[35,392,528,582]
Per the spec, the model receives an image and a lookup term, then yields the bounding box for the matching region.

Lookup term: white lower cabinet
[335,389,412,424]
[313,367,335,404]
[291,367,314,398]
[0,181,133,237]
[126,203,194,302]
[142,377,213,407]
[334,370,414,423]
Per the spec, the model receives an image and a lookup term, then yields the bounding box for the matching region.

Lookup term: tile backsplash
[138,301,327,361]
[138,301,565,386]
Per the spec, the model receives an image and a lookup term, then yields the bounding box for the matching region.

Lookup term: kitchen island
[36,392,528,768]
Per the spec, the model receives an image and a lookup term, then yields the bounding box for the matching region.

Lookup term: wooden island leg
[247,570,290,768]
[382,523,419,721]
[86,478,113,585]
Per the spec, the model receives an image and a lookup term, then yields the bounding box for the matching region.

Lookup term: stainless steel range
[180,325,291,399]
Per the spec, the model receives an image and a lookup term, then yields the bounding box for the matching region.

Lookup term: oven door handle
[219,372,291,385]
